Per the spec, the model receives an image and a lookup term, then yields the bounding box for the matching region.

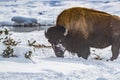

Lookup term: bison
[45,7,120,60]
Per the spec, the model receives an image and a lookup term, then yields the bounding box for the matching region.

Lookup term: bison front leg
[77,43,90,59]
[111,35,120,60]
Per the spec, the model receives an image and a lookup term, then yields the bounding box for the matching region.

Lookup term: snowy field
[0,0,120,80]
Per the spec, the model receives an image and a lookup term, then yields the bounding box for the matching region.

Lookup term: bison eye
[57,40,61,43]
[59,40,62,43]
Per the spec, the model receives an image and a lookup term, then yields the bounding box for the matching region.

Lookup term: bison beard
[45,7,120,60]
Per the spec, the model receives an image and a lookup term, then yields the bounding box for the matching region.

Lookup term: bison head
[45,26,68,57]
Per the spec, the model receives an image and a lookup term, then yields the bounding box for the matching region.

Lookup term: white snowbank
[11,16,37,25]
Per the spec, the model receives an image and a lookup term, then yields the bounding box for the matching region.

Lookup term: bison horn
[64,29,68,36]
[45,29,48,38]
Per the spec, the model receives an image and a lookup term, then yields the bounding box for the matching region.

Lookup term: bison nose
[52,44,65,57]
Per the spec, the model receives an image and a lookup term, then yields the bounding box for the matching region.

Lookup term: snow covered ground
[0,0,120,80]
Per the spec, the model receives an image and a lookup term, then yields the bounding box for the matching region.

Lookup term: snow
[0,0,120,80]
[11,16,37,24]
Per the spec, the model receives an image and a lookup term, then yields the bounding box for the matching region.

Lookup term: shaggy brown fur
[45,7,120,60]
[57,7,112,39]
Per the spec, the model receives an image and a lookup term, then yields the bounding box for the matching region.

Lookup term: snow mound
[11,16,37,24]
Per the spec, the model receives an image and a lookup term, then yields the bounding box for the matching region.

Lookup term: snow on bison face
[45,26,67,57]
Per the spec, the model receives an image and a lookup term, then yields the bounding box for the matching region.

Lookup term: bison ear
[45,29,47,38]
[58,26,68,36]
[58,26,65,33]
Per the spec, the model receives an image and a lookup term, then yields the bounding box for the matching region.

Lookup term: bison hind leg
[77,43,90,59]
[111,35,120,60]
